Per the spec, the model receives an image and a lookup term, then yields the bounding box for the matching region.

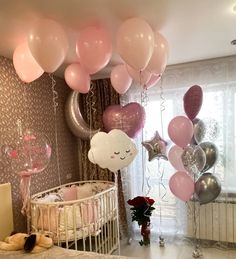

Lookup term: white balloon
[88,129,138,172]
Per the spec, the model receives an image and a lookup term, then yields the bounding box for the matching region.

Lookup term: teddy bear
[0,232,53,253]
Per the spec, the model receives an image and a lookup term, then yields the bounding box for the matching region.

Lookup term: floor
[114,241,236,259]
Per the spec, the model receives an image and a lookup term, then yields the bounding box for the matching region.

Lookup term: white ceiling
[0,0,235,78]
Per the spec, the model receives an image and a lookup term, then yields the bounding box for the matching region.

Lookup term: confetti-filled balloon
[10,129,52,175]
[194,118,219,144]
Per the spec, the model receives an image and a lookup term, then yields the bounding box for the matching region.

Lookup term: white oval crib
[30,180,119,255]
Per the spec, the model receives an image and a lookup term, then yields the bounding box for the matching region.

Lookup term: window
[124,81,236,239]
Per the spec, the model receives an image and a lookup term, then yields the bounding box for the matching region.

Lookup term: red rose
[127,196,155,207]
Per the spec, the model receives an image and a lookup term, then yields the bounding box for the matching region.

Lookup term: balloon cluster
[12,17,168,95]
[111,18,168,94]
[168,85,221,204]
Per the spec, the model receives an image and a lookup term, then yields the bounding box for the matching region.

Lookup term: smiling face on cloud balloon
[88,129,138,172]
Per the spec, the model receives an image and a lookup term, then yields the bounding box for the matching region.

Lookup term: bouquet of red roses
[127,196,155,245]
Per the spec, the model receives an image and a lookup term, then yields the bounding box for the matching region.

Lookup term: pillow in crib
[59,185,77,201]
[77,183,93,199]
[37,193,62,203]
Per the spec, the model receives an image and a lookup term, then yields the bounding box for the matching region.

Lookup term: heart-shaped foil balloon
[102,102,146,138]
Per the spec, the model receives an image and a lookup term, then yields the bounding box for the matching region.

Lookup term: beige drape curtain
[77,78,128,237]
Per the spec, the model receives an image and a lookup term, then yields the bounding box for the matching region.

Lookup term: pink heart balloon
[183,85,203,121]
[102,102,146,138]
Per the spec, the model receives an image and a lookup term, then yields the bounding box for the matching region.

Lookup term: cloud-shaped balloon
[88,129,138,172]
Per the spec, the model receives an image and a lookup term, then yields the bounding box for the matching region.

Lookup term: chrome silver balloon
[65,91,100,140]
[199,142,218,172]
[195,172,221,204]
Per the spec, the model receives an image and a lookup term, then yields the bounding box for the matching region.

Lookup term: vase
[140,222,150,246]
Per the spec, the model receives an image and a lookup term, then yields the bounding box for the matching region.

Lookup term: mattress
[0,246,136,259]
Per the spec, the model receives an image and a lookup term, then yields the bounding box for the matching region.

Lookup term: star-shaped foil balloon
[142,131,168,162]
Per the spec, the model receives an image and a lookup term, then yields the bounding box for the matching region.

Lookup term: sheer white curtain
[121,56,236,241]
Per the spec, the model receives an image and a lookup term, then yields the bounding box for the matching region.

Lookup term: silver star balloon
[142,131,168,162]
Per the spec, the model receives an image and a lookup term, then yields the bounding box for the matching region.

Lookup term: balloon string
[86,81,97,139]
[159,76,165,138]
[50,74,61,186]
[141,87,149,194]
[23,83,29,130]
[158,77,166,238]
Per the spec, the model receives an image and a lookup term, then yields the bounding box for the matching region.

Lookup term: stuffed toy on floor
[0,232,53,253]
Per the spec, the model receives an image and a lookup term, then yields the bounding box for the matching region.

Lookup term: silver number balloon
[65,91,100,140]
[195,172,221,204]
[199,142,218,172]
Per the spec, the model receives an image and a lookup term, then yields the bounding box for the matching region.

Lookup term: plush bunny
[0,232,53,253]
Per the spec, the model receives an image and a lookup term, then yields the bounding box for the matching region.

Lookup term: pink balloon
[169,171,194,202]
[168,145,186,171]
[168,116,193,148]
[28,19,69,73]
[184,85,203,121]
[146,32,169,75]
[13,42,44,83]
[111,64,132,94]
[116,17,154,70]
[126,64,152,85]
[64,63,90,93]
[145,74,161,89]
[102,102,146,138]
[76,26,112,74]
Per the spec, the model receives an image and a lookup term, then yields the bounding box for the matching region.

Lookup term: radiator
[187,197,236,243]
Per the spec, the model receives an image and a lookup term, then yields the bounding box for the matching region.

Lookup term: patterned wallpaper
[0,56,79,232]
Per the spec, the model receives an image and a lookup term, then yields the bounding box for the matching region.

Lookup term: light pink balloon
[126,65,152,85]
[13,42,44,83]
[111,64,132,94]
[147,32,169,75]
[145,74,161,89]
[76,26,112,74]
[28,19,69,73]
[168,116,193,148]
[65,63,90,93]
[116,17,154,70]
[169,171,194,202]
[168,145,186,171]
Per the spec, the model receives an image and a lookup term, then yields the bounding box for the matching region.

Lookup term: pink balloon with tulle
[28,19,69,73]
[65,63,90,93]
[168,116,193,148]
[13,42,44,83]
[145,74,161,89]
[116,17,154,70]
[126,64,152,85]
[76,26,112,74]
[169,171,194,202]
[110,64,132,94]
[168,145,186,171]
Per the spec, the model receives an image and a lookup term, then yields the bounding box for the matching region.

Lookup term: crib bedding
[0,246,136,259]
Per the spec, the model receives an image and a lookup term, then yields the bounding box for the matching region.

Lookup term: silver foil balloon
[194,118,219,144]
[142,131,168,161]
[65,91,100,140]
[195,172,221,204]
[181,145,206,175]
[199,142,218,172]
